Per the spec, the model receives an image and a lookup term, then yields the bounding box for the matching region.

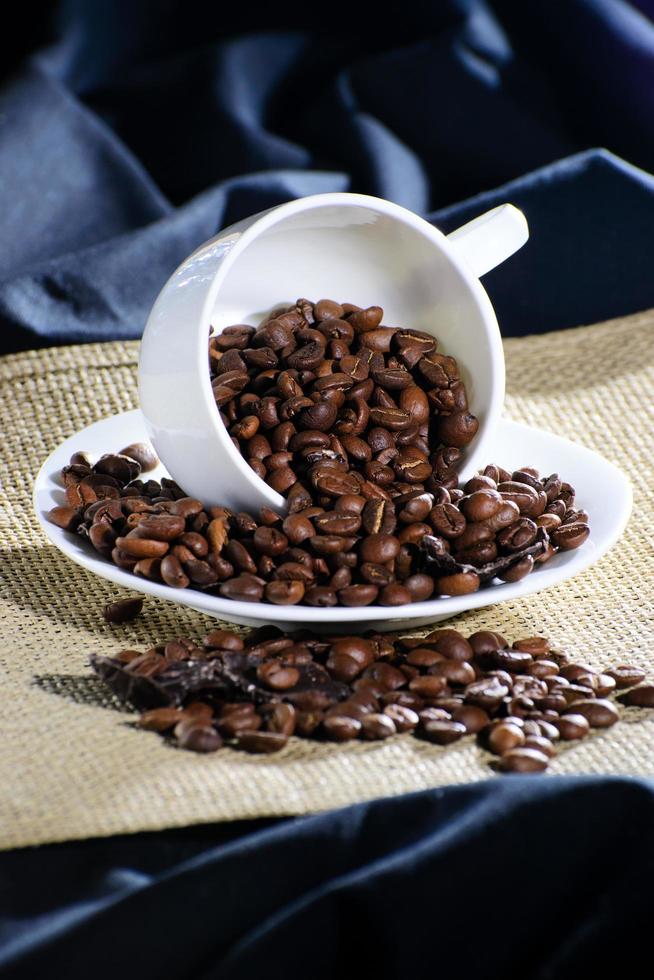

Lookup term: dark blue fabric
[1,0,654,351]
[2,776,654,979]
[2,3,654,976]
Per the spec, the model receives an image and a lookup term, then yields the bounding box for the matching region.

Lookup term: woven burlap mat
[1,310,653,849]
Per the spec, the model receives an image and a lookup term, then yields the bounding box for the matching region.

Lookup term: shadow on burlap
[1,310,653,848]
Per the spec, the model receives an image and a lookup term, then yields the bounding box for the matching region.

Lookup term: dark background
[2,2,654,976]
[2,0,654,353]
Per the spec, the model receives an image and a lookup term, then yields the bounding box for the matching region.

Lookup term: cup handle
[446,204,529,278]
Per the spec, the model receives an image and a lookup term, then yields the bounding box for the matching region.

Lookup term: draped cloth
[1,0,654,352]
[1,2,653,976]
[1,777,654,979]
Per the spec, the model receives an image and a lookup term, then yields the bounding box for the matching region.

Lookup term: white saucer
[34,410,631,632]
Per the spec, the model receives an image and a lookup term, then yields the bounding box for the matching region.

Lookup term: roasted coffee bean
[177,725,223,753]
[379,583,412,605]
[383,704,419,732]
[219,575,264,602]
[521,735,555,757]
[204,629,244,651]
[606,664,646,689]
[551,522,591,550]
[103,597,144,624]
[264,703,296,737]
[323,715,362,741]
[256,660,301,690]
[235,731,288,753]
[464,678,509,709]
[363,662,407,691]
[313,511,361,536]
[360,713,396,740]
[429,661,476,686]
[421,719,467,745]
[451,705,490,733]
[361,499,397,536]
[138,707,185,732]
[487,722,525,755]
[426,629,474,661]
[217,706,261,737]
[360,533,400,563]
[253,526,288,556]
[428,503,466,538]
[94,453,140,483]
[160,555,190,588]
[499,748,549,773]
[460,490,503,522]
[338,584,379,606]
[435,571,480,596]
[564,698,618,728]
[434,411,479,447]
[282,514,314,545]
[50,503,87,533]
[264,580,305,605]
[409,676,447,698]
[553,714,590,740]
[618,685,654,707]
[403,574,435,601]
[468,631,504,655]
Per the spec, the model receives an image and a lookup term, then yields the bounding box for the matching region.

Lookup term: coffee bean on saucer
[52,292,590,609]
[119,442,159,472]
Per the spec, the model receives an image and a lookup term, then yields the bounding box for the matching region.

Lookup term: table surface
[1,308,653,850]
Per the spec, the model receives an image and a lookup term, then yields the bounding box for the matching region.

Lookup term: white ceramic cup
[139,192,528,513]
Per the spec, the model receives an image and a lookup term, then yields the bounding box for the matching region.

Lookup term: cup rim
[195,191,506,511]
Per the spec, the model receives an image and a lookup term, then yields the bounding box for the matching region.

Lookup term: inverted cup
[139,193,528,513]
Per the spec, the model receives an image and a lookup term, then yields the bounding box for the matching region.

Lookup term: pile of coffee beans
[48,445,590,605]
[210,298,479,500]
[91,625,653,770]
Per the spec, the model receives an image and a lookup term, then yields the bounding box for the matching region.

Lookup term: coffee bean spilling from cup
[48,443,589,605]
[90,625,653,768]
[210,298,479,499]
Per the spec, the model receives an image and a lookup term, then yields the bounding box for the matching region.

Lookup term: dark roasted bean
[421,719,467,745]
[177,725,223,753]
[235,731,288,753]
[103,597,144,624]
[618,685,654,707]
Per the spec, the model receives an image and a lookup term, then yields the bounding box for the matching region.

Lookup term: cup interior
[208,197,504,484]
